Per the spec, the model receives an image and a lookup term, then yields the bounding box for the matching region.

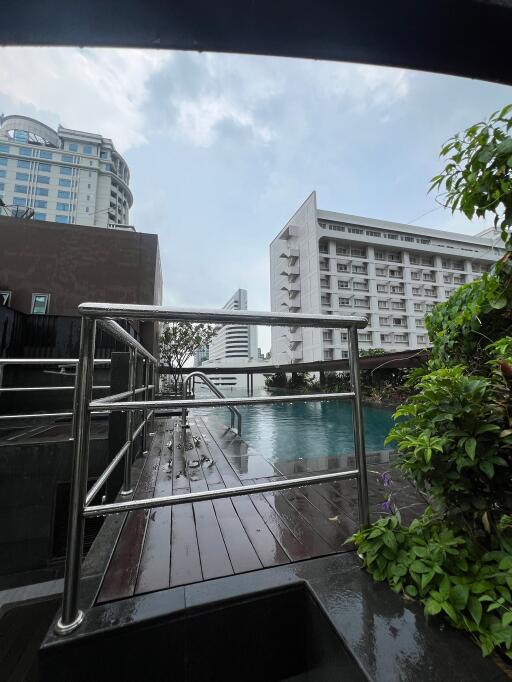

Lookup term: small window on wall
[0,291,11,306]
[31,293,49,315]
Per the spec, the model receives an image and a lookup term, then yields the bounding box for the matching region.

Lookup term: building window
[0,170,5,178]
[61,154,74,163]
[366,230,381,238]
[69,143,78,152]
[338,280,349,289]
[33,212,46,220]
[15,172,29,181]
[0,158,7,166]
[100,150,108,159]
[83,145,93,155]
[348,227,364,234]
[351,247,366,258]
[378,301,389,309]
[0,182,4,191]
[38,163,51,173]
[323,349,333,360]
[55,215,69,223]
[34,200,47,208]
[13,197,26,206]
[0,144,9,153]
[31,293,50,314]
[60,166,72,175]
[57,190,70,199]
[59,178,72,187]
[414,303,423,312]
[14,184,28,193]
[19,147,32,156]
[339,297,350,306]
[37,175,50,184]
[415,319,424,328]
[0,291,11,306]
[17,159,30,168]
[35,187,49,196]
[40,150,53,160]
[56,202,70,211]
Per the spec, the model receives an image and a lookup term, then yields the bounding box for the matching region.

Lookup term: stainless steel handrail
[182,370,242,437]
[55,303,369,636]
[0,359,111,365]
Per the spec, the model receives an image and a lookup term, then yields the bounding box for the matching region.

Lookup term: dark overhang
[1,1,512,86]
[162,347,430,375]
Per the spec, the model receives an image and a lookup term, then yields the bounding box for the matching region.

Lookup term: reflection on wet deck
[96,416,426,603]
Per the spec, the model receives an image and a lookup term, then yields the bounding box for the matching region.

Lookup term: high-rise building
[208,289,257,362]
[202,289,269,389]
[193,346,209,367]
[270,192,503,364]
[0,114,132,228]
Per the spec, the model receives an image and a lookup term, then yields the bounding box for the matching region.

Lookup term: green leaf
[405,584,418,598]
[425,599,443,616]
[490,296,507,309]
[450,584,469,610]
[465,438,477,459]
[479,461,494,479]
[382,531,397,552]
[502,612,512,627]
[468,596,483,625]
[442,601,458,622]
[410,560,430,574]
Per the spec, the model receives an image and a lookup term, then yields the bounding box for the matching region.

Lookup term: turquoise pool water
[194,388,395,462]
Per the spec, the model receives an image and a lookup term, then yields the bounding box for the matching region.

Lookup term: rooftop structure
[0,114,132,228]
[270,192,504,364]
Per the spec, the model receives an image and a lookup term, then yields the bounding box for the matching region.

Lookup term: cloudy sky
[1,47,511,351]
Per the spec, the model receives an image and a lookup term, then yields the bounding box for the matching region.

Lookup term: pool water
[194,387,395,462]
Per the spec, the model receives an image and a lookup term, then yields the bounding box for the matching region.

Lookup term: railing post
[55,316,96,635]
[121,348,136,496]
[142,358,149,453]
[348,327,370,527]
[181,374,188,448]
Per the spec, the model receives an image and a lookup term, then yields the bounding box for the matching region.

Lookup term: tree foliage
[160,322,217,393]
[352,108,512,660]
[430,103,512,246]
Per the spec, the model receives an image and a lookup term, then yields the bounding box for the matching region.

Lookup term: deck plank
[169,421,203,587]
[97,427,163,603]
[185,425,234,581]
[135,423,174,594]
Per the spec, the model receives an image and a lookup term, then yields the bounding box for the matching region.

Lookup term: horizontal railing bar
[90,392,355,412]
[0,358,111,366]
[91,384,155,404]
[85,441,131,506]
[79,303,368,330]
[83,469,360,517]
[97,319,157,364]
[0,410,111,421]
[0,385,109,393]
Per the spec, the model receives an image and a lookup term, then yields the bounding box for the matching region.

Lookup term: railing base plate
[55,610,84,636]
[120,488,133,496]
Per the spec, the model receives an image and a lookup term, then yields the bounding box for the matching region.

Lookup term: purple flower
[378,471,392,488]
[381,499,393,514]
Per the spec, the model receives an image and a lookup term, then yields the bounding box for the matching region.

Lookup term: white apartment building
[0,115,132,228]
[203,289,269,389]
[270,191,503,364]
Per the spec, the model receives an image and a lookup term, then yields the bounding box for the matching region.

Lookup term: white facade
[270,191,503,364]
[203,289,267,389]
[208,289,257,362]
[0,115,132,228]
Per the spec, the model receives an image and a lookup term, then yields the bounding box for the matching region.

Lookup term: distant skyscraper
[0,114,132,228]
[208,289,257,362]
[193,346,209,367]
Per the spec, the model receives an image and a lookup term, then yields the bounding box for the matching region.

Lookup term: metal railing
[55,302,369,636]
[0,358,111,422]
[182,370,242,437]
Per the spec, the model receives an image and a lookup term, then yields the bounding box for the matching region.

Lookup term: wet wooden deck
[96,415,426,604]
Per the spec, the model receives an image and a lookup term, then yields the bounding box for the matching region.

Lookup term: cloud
[0,47,168,152]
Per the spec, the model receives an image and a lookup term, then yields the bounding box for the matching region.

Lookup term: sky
[1,47,511,352]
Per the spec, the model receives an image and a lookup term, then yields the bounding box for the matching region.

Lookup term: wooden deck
[96,415,425,604]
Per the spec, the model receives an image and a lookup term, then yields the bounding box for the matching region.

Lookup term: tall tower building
[270,192,503,364]
[208,289,257,362]
[0,115,132,228]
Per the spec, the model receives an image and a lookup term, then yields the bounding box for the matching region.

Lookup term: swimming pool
[193,388,395,462]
